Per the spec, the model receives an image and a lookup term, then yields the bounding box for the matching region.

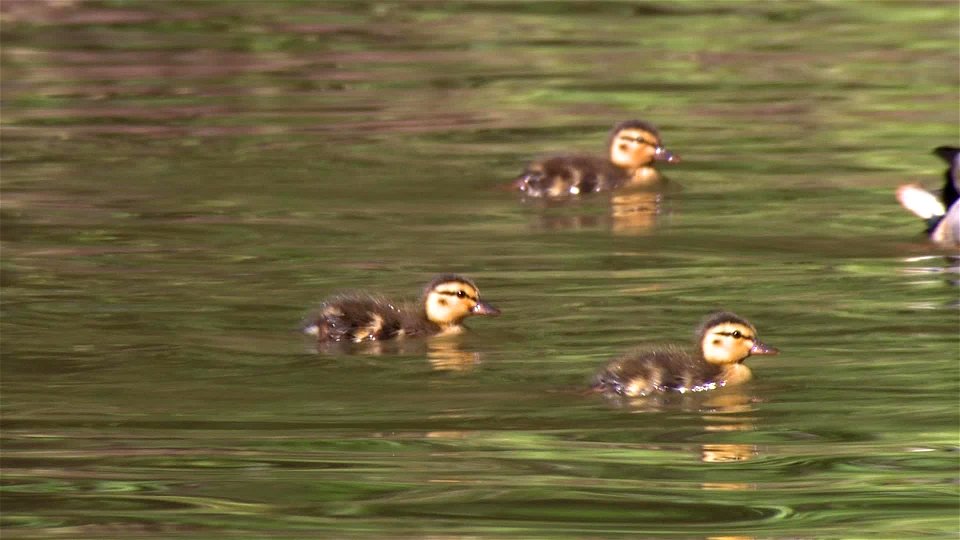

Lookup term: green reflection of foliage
[1,0,957,538]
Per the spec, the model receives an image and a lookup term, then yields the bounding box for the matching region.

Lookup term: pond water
[2,1,958,538]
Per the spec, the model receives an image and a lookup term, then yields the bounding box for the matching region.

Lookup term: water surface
[2,1,958,538]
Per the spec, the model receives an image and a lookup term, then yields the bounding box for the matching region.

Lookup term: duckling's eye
[456,290,466,298]
[731,330,742,338]
[623,136,652,145]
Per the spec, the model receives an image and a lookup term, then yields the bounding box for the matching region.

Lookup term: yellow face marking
[609,128,660,170]
[615,129,656,146]
[434,282,480,303]
[701,322,760,365]
[425,281,482,327]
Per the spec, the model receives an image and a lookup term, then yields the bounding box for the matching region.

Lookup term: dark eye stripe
[438,290,477,302]
[718,331,752,340]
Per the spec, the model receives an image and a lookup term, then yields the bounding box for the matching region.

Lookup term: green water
[2,1,958,538]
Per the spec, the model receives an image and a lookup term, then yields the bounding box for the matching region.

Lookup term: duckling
[896,146,959,248]
[514,119,679,198]
[592,312,778,398]
[303,274,500,343]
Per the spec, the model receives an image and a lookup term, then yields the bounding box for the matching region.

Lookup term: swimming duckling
[592,312,778,398]
[896,146,959,248]
[514,119,679,198]
[303,274,500,343]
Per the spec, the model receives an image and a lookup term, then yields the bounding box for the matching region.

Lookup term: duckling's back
[593,346,722,397]
[305,295,405,343]
[516,155,627,197]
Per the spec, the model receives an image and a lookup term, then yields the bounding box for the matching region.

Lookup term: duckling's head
[423,274,500,328]
[697,312,778,365]
[608,120,679,170]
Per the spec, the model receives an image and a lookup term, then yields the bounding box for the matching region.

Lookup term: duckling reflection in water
[592,312,779,399]
[303,274,500,344]
[307,335,484,371]
[515,119,679,198]
[896,146,959,248]
[526,188,671,235]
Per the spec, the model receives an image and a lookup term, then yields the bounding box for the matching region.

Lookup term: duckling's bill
[654,146,679,163]
[750,341,779,355]
[472,301,501,316]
